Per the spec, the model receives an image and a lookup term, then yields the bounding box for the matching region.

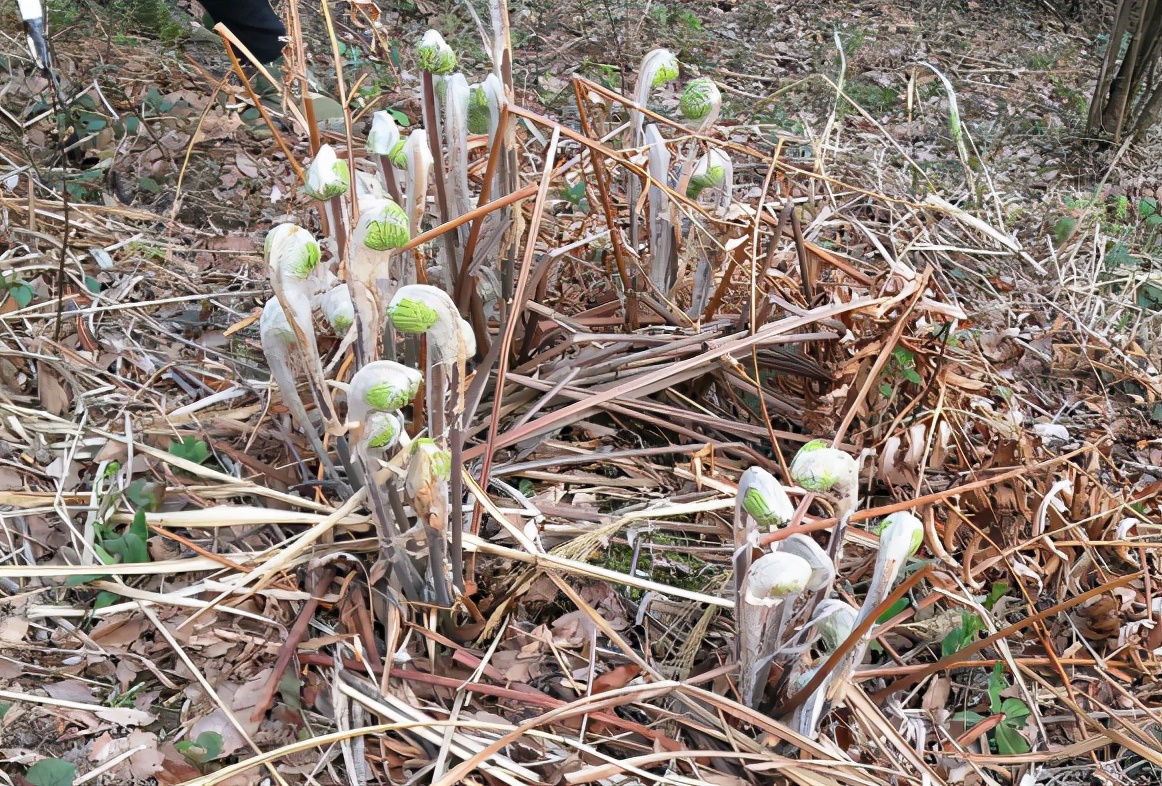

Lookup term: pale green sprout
[265,223,321,281]
[680,77,721,128]
[644,124,676,294]
[468,83,490,135]
[633,50,679,141]
[259,298,339,479]
[403,130,433,247]
[417,29,456,74]
[387,285,476,366]
[810,599,859,654]
[265,223,333,429]
[733,466,794,612]
[738,551,812,708]
[318,284,354,335]
[790,439,860,522]
[304,143,350,201]
[443,73,473,221]
[367,110,406,202]
[346,360,422,436]
[356,197,410,251]
[344,360,427,602]
[348,196,411,360]
[406,436,455,606]
[367,110,405,162]
[363,410,404,451]
[304,144,353,267]
[686,148,733,209]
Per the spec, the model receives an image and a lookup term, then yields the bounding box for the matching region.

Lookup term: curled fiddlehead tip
[811,599,859,653]
[738,466,794,528]
[875,511,924,557]
[264,223,321,279]
[680,77,721,122]
[686,149,731,200]
[318,285,355,335]
[367,110,406,163]
[387,296,440,334]
[364,410,404,450]
[352,360,423,413]
[790,440,858,496]
[410,437,452,480]
[467,84,490,135]
[304,144,350,201]
[417,29,456,74]
[640,48,679,91]
[355,197,410,251]
[744,551,812,605]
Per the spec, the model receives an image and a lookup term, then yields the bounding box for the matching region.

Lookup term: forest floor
[1,0,1161,785]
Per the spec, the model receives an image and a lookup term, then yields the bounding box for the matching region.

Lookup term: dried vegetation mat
[1,3,1162,786]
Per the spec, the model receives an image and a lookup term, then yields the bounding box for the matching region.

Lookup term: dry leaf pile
[2,3,1162,786]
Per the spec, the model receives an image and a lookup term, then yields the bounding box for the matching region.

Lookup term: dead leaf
[235,151,259,178]
[0,616,28,644]
[37,369,68,416]
[43,679,95,702]
[89,730,165,781]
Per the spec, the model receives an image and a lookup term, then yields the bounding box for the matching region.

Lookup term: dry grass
[1,1,1161,785]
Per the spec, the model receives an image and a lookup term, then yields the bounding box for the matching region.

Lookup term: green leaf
[941,612,985,658]
[102,532,149,564]
[988,662,1008,714]
[93,591,119,610]
[879,382,893,398]
[876,597,910,623]
[9,282,35,308]
[125,479,166,512]
[1000,697,1031,728]
[176,731,224,764]
[125,116,141,134]
[982,581,1009,611]
[168,436,210,466]
[26,758,77,786]
[903,368,923,385]
[1053,217,1076,245]
[993,719,1030,755]
[1139,197,1157,218]
[278,671,301,709]
[84,276,101,294]
[951,709,986,725]
[0,703,9,719]
[389,108,410,127]
[130,509,148,541]
[138,176,161,194]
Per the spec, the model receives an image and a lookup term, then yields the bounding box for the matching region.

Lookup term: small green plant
[879,347,922,398]
[25,758,77,786]
[168,436,211,465]
[941,610,985,656]
[176,730,224,767]
[0,273,35,309]
[560,181,590,213]
[0,703,9,719]
[954,665,1032,754]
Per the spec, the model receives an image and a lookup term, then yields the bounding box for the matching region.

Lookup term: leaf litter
[1,1,1161,785]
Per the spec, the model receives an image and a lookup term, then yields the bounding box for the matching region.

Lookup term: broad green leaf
[879,382,893,398]
[176,731,224,764]
[876,597,910,623]
[903,368,923,385]
[0,703,9,719]
[9,282,35,308]
[168,436,211,466]
[85,275,101,294]
[278,671,301,709]
[102,532,149,564]
[26,758,77,786]
[389,108,410,127]
[130,509,148,541]
[994,719,1030,755]
[988,662,1008,714]
[94,591,119,610]
[983,581,1009,610]
[125,479,166,512]
[1000,697,1031,727]
[1139,197,1157,217]
[951,709,986,724]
